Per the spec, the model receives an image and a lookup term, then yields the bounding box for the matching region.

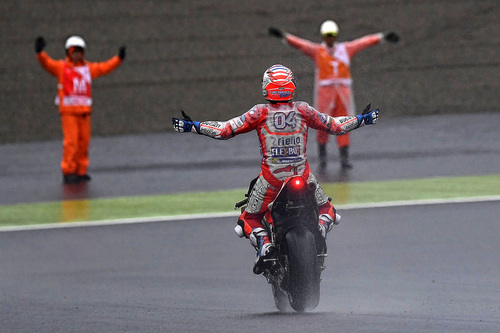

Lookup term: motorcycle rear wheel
[285,227,320,312]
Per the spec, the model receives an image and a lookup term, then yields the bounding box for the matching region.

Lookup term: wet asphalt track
[1,112,500,332]
[1,203,499,332]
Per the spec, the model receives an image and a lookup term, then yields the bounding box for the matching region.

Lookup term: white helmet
[65,36,86,50]
[320,20,339,36]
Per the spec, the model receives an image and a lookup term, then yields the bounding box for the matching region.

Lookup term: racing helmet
[65,36,86,51]
[262,64,296,102]
[320,20,339,37]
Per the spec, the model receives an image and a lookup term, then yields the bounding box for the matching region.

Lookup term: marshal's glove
[384,32,400,43]
[35,36,46,53]
[172,110,200,133]
[118,46,126,60]
[356,104,379,126]
[268,26,284,39]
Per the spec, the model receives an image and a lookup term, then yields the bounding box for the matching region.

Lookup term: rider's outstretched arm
[332,104,379,135]
[172,110,252,140]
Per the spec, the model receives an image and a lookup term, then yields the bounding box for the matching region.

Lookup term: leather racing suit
[194,100,364,236]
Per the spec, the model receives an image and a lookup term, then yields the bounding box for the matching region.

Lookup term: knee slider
[234,220,246,238]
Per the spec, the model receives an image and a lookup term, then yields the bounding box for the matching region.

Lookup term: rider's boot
[318,214,334,240]
[249,227,275,275]
[318,210,341,240]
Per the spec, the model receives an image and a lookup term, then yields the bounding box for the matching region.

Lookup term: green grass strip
[0,174,499,227]
[320,174,500,205]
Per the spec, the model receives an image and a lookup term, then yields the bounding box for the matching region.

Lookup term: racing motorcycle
[235,175,328,312]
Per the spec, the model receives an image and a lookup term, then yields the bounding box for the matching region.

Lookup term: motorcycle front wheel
[285,226,320,312]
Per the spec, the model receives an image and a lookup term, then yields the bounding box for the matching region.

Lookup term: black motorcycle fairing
[271,176,319,244]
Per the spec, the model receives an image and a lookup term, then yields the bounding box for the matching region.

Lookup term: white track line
[1,195,499,233]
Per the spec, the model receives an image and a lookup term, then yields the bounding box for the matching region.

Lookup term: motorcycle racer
[172,64,378,273]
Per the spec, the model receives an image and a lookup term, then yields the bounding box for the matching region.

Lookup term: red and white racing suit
[286,33,383,148]
[195,101,363,236]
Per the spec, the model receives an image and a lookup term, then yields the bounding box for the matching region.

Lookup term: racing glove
[268,26,284,39]
[35,36,46,53]
[118,46,126,60]
[384,32,400,43]
[356,104,379,126]
[172,110,200,133]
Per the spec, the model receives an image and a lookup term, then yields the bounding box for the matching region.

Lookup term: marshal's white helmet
[320,20,339,36]
[65,36,86,50]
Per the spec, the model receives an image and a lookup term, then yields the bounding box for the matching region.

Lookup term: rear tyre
[285,227,320,312]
